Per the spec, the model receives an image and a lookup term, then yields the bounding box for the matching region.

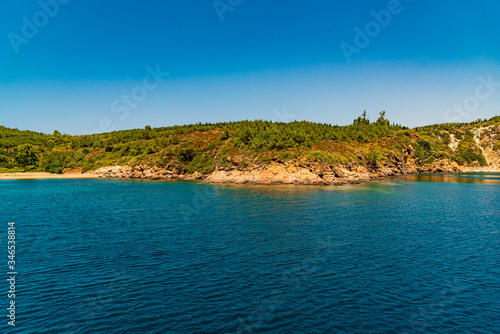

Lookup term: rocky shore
[93,152,470,185]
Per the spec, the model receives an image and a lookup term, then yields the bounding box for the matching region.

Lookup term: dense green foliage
[229,112,405,150]
[454,130,488,166]
[415,116,500,132]
[14,144,39,171]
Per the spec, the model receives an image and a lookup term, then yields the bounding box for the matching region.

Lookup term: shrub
[454,142,487,166]
[417,140,432,152]
[44,161,64,174]
[177,147,197,163]
[14,144,39,171]
[187,154,214,174]
[366,150,383,163]
[440,132,451,145]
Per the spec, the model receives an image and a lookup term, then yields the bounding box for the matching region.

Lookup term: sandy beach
[0,172,98,180]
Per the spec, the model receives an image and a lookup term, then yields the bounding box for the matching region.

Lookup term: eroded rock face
[91,159,459,185]
[203,150,473,185]
[94,165,191,180]
[205,163,328,185]
[471,126,500,169]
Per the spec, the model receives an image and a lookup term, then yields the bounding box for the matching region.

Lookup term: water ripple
[0,176,499,333]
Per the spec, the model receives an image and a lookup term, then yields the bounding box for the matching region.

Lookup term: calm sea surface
[1,173,499,333]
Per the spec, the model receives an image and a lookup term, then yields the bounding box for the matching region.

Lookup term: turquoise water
[1,174,499,333]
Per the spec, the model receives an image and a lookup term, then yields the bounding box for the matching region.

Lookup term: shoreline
[0,172,98,180]
[1,168,499,182]
[460,169,500,172]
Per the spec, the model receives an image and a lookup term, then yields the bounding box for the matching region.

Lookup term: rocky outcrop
[205,163,328,185]
[94,165,203,180]
[93,153,464,186]
[207,156,460,185]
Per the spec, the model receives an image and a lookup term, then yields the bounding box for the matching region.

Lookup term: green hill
[1,112,499,182]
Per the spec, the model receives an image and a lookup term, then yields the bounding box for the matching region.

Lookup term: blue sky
[1,0,500,134]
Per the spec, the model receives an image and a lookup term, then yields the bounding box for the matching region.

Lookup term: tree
[376,111,389,125]
[354,110,370,125]
[14,144,39,171]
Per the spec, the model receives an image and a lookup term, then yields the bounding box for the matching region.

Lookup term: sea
[1,173,499,333]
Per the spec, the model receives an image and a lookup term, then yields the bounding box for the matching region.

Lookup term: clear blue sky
[1,0,500,134]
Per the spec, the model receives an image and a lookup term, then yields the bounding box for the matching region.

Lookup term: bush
[177,147,197,163]
[161,137,180,147]
[187,154,214,174]
[417,140,432,152]
[0,154,9,164]
[366,150,383,163]
[44,161,64,174]
[454,142,487,166]
[440,132,451,145]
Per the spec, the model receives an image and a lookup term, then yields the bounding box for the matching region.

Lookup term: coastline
[461,168,500,172]
[1,166,499,183]
[0,172,98,180]
[2,120,499,185]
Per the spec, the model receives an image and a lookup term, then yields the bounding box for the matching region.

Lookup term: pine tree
[14,144,39,171]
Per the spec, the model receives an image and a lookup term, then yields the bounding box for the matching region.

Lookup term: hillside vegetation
[1,112,499,178]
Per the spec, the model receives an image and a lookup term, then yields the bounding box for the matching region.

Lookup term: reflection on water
[400,172,500,185]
